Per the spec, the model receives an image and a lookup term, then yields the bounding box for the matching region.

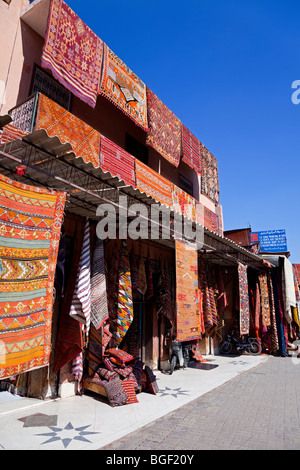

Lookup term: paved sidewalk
[100,354,300,451]
[0,353,270,450]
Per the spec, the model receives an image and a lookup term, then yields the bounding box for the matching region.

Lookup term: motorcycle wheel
[170,355,177,374]
[221,341,233,354]
[246,341,262,355]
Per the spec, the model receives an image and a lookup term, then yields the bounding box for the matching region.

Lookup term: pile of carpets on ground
[83,347,158,407]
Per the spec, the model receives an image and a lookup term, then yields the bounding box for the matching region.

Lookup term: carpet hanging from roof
[100,134,136,187]
[35,94,101,168]
[135,159,172,208]
[238,262,250,335]
[41,0,104,108]
[175,239,201,342]
[181,124,202,174]
[0,173,66,379]
[146,88,181,167]
[99,44,148,131]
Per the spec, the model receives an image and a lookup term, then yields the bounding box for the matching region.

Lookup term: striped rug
[69,219,91,334]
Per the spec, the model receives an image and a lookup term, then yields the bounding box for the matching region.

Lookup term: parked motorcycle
[169,340,191,374]
[220,331,262,356]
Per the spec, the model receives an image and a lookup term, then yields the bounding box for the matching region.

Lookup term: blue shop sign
[250,229,287,252]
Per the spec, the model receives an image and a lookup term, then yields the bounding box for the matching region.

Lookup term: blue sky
[67,0,300,262]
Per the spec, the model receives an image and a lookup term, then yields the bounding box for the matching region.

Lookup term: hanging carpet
[90,238,108,330]
[99,44,148,131]
[146,88,181,167]
[35,94,101,169]
[0,173,66,379]
[54,215,86,372]
[99,134,136,187]
[41,0,104,108]
[135,159,173,208]
[171,184,196,221]
[238,262,250,335]
[201,145,220,203]
[69,219,91,334]
[113,242,133,345]
[181,124,202,174]
[175,239,201,342]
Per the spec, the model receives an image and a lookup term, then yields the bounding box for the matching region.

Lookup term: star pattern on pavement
[35,422,100,448]
[157,386,190,398]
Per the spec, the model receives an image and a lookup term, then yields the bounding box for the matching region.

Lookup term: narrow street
[100,355,300,451]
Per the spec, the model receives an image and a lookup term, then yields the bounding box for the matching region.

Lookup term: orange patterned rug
[175,239,201,342]
[35,94,101,168]
[0,174,66,379]
[99,45,148,131]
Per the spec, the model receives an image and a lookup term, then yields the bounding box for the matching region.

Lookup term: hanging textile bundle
[113,241,134,345]
[90,238,109,330]
[69,218,91,334]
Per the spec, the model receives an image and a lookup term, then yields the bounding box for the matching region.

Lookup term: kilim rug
[146,88,181,167]
[171,184,196,221]
[238,262,250,335]
[181,124,202,173]
[35,94,101,168]
[100,135,135,187]
[99,44,148,131]
[0,173,66,379]
[41,0,104,108]
[175,239,201,342]
[113,242,133,345]
[135,159,172,208]
[90,237,108,330]
[201,145,220,203]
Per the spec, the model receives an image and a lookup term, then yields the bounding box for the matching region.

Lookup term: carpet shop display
[146,88,181,167]
[0,173,66,379]
[41,0,103,108]
[99,44,148,131]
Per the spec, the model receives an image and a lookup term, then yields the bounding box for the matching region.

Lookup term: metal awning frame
[0,131,272,269]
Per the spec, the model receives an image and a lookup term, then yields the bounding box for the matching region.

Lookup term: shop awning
[0,129,272,269]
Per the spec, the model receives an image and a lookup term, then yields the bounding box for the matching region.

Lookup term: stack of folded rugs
[83,348,158,407]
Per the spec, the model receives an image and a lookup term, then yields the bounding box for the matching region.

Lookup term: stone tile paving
[100,356,300,450]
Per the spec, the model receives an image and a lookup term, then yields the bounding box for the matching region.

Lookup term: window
[179,174,194,197]
[125,133,148,164]
[30,66,71,110]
